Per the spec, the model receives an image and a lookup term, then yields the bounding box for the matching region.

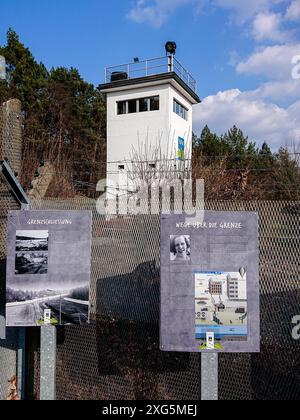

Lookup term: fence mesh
[0,99,22,176]
[206,201,300,400]
[0,176,21,400]
[0,97,23,401]
[26,198,300,400]
[0,93,299,400]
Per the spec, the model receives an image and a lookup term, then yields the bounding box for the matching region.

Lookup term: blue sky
[1,0,300,149]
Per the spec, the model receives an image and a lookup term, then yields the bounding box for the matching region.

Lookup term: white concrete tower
[99,43,201,195]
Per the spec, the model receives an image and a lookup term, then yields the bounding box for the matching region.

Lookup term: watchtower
[99,43,201,195]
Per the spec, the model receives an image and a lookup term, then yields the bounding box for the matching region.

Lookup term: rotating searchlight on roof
[165,41,177,55]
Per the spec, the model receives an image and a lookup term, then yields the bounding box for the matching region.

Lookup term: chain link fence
[0,176,21,400]
[1,94,299,400]
[0,98,23,401]
[0,99,22,176]
[25,198,300,400]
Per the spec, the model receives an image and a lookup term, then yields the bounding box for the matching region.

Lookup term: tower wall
[105,80,194,194]
[168,85,193,160]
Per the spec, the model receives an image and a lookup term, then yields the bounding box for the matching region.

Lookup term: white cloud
[217,42,300,145]
[193,88,300,149]
[127,0,289,27]
[214,0,287,23]
[236,44,300,80]
[253,79,300,101]
[127,0,192,28]
[251,12,292,42]
[236,43,300,103]
[126,1,300,149]
[285,0,300,20]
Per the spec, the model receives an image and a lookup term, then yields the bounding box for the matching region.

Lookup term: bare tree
[126,131,192,190]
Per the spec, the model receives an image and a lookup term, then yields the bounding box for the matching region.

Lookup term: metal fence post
[0,317,5,340]
[16,203,30,400]
[40,326,57,400]
[201,353,218,401]
[17,328,26,399]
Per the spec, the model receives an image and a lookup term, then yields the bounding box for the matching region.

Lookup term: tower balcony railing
[104,56,197,92]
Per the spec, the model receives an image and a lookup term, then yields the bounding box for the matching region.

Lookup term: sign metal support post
[201,353,218,401]
[16,203,30,400]
[0,318,5,340]
[40,325,57,400]
[17,328,26,399]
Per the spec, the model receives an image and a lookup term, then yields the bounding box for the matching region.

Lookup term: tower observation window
[173,99,188,120]
[117,96,160,115]
[150,96,159,111]
[128,99,137,114]
[139,98,148,112]
[117,101,127,115]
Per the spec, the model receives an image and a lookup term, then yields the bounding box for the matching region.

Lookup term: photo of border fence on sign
[6,211,92,327]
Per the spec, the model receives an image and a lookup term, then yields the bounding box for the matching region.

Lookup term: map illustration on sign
[195,271,248,349]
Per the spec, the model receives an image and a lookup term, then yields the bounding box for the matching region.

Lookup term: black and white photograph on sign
[6,211,92,327]
[16,230,49,251]
[15,230,49,275]
[170,235,190,261]
[15,251,48,275]
[6,278,90,327]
